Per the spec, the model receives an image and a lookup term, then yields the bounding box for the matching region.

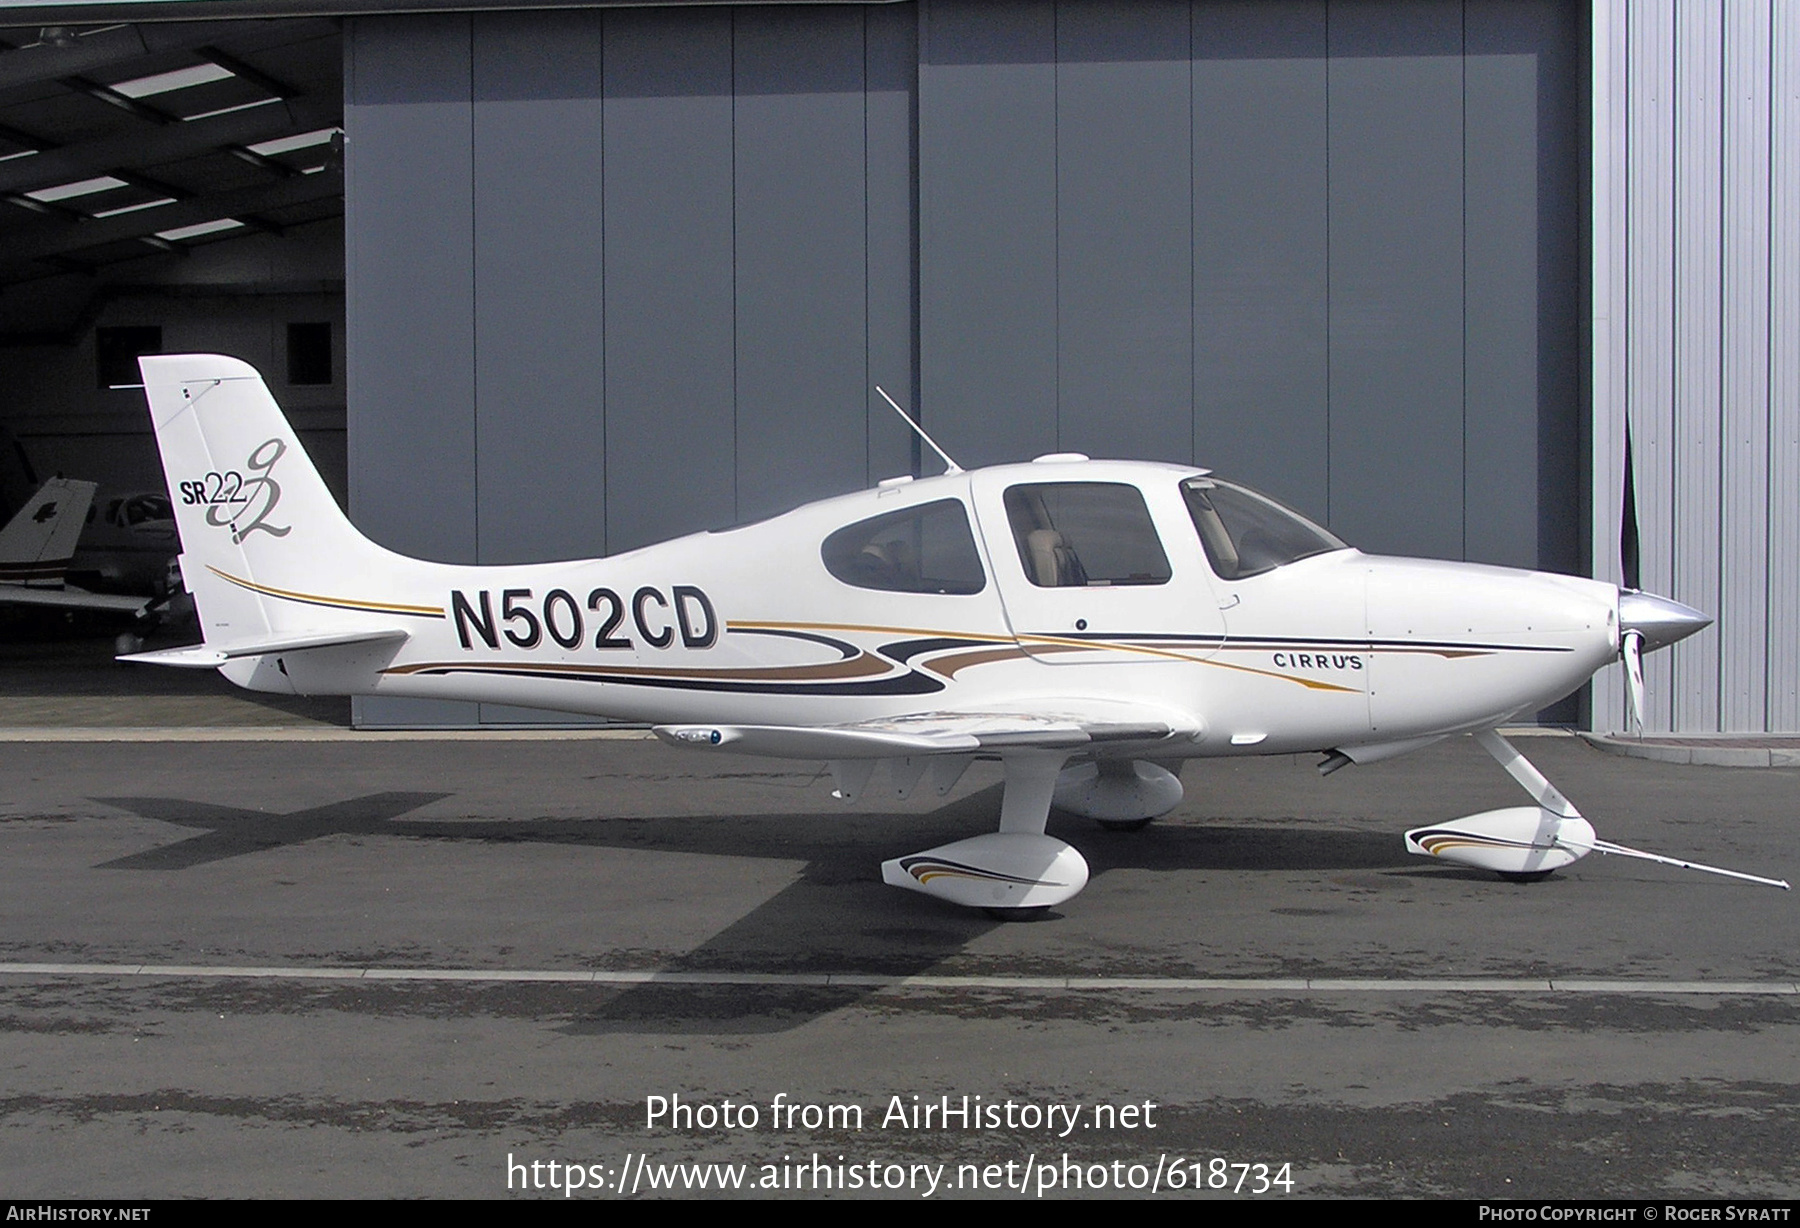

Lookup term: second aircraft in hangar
[122,354,1781,914]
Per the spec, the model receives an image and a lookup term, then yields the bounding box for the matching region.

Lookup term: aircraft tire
[1095,817,1154,833]
[984,906,1052,922]
[1496,870,1555,884]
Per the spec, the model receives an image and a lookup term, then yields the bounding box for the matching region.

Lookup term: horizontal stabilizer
[656,705,1195,759]
[119,627,409,669]
[0,584,147,614]
[117,645,232,669]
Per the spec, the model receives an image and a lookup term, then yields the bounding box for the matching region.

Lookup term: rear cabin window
[821,499,986,595]
[1003,482,1172,587]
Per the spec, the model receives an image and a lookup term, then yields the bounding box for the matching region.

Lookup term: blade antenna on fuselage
[875,385,962,476]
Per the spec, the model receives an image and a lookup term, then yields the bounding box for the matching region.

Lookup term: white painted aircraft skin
[128,354,1736,911]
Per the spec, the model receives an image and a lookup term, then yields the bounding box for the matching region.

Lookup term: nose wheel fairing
[1406,807,1596,876]
[1403,729,1596,879]
[1405,729,1787,890]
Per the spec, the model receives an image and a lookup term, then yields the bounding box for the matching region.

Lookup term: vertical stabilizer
[138,353,400,645]
[0,477,96,587]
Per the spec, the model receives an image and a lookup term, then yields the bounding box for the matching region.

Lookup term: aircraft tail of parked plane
[0,477,148,615]
[0,476,94,587]
[126,353,1784,913]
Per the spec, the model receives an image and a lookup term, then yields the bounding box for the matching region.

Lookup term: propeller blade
[1622,629,1645,730]
[1621,418,1641,591]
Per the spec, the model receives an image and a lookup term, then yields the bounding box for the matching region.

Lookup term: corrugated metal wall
[1591,0,1800,734]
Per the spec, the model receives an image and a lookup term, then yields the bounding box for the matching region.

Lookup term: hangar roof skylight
[110,60,234,99]
[0,17,343,290]
[154,216,243,242]
[24,173,125,202]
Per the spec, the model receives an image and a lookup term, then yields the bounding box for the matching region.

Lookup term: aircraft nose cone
[1619,589,1712,653]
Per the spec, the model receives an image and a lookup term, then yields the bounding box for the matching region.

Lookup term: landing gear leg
[998,750,1066,833]
[1473,728,1582,822]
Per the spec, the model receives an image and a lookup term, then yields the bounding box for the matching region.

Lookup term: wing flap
[656,724,974,758]
[655,703,1198,759]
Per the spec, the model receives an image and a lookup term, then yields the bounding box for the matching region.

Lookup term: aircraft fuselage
[210,457,1618,760]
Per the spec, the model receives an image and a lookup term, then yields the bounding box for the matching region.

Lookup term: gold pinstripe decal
[209,566,446,618]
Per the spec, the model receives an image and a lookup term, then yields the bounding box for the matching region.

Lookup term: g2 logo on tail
[180,438,290,543]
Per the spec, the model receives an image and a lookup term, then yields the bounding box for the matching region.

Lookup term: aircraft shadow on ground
[91,792,454,870]
[92,785,1414,1034]
[92,784,1409,877]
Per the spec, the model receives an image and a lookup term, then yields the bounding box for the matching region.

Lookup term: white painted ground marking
[0,963,1793,995]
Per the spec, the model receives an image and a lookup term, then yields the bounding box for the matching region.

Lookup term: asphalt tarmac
[1,732,1796,1199]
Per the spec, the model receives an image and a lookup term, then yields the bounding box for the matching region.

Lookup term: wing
[655,700,1201,804]
[0,584,147,614]
[654,698,1201,759]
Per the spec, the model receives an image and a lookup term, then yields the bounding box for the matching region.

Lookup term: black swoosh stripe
[393,664,947,697]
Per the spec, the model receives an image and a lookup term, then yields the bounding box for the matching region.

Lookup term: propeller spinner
[1616,589,1712,729]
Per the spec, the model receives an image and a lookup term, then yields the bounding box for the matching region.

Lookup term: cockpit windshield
[1181,476,1346,580]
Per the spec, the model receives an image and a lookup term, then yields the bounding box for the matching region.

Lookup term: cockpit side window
[1002,482,1172,587]
[821,498,986,595]
[124,494,171,525]
[1181,477,1346,580]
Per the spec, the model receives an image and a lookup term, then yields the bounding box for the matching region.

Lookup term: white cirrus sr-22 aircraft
[124,353,1785,916]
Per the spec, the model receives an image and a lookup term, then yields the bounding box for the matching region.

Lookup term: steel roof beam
[3,0,866,25]
[193,44,293,99]
[0,22,257,93]
[58,72,174,124]
[0,166,339,269]
[0,95,336,196]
